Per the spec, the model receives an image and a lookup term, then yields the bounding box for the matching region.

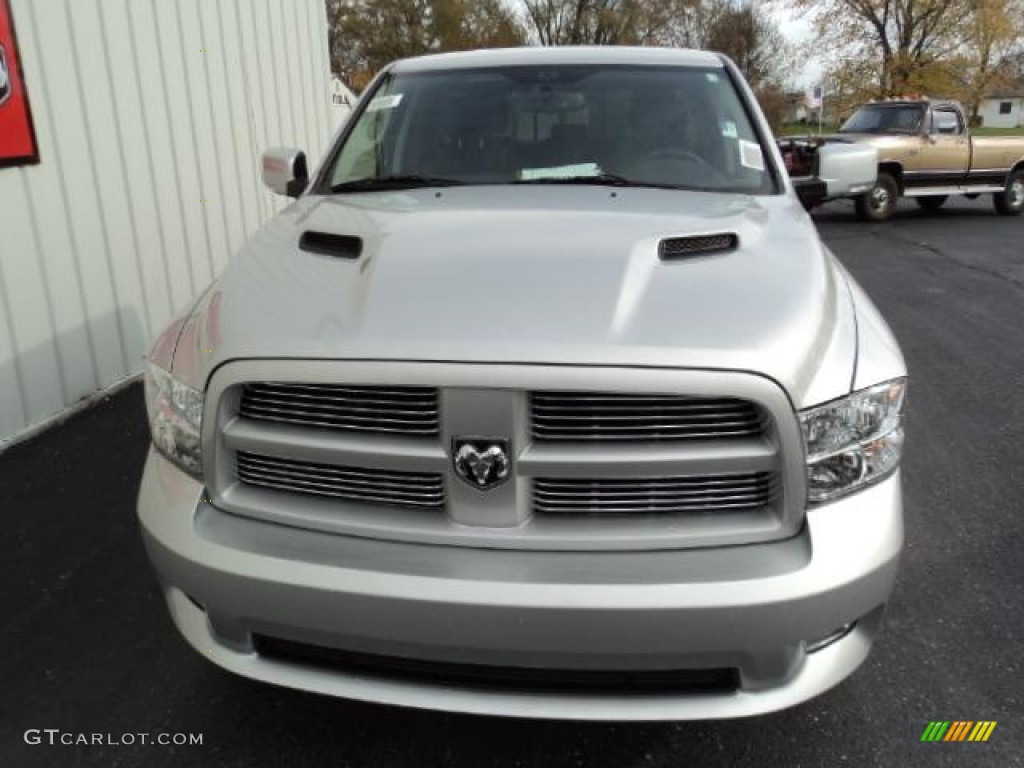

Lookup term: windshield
[840,104,925,134]
[324,65,776,194]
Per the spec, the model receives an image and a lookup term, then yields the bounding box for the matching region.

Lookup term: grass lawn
[779,123,838,137]
[971,126,1024,135]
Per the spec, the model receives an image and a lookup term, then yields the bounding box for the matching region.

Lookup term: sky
[768,5,825,87]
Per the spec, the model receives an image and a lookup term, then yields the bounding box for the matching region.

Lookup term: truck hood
[174,186,856,406]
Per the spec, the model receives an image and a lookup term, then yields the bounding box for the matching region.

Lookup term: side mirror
[816,143,878,199]
[261,147,308,197]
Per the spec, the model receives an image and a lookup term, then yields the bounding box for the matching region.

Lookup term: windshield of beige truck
[325,65,777,194]
[840,104,926,134]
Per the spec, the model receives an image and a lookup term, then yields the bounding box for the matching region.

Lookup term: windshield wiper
[511,174,721,192]
[331,175,466,192]
[333,173,725,194]
[512,172,632,187]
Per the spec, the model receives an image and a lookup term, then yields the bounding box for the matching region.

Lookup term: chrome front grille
[236,451,445,510]
[239,383,440,436]
[533,472,775,515]
[208,362,804,551]
[529,392,763,442]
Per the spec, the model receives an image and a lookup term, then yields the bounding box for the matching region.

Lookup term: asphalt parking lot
[1,196,1022,767]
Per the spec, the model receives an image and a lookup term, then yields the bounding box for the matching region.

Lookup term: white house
[0,0,336,447]
[980,92,1024,129]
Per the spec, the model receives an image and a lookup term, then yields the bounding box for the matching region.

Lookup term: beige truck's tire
[855,172,898,222]
[993,169,1024,216]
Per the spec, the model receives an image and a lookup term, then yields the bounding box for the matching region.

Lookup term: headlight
[144,361,204,478]
[799,379,905,503]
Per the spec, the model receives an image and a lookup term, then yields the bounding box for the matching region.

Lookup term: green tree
[791,0,970,97]
[520,0,795,124]
[328,0,797,111]
[703,4,788,89]
[521,0,685,45]
[822,56,884,122]
[520,0,790,84]
[755,81,788,131]
[326,0,526,87]
[956,0,1024,119]
[793,0,1024,115]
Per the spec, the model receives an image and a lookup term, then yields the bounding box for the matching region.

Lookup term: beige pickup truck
[784,100,1024,221]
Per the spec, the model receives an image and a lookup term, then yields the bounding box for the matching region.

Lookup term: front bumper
[138,449,902,720]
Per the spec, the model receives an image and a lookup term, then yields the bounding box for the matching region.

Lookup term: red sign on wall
[0,0,39,167]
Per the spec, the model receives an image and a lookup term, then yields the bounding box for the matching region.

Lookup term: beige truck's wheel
[994,170,1024,216]
[855,172,898,222]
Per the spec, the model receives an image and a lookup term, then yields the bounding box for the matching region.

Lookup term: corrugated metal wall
[0,0,335,446]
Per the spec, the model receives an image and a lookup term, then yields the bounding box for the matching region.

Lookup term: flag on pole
[805,84,824,110]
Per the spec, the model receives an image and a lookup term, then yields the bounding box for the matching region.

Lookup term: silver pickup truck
[137,47,905,721]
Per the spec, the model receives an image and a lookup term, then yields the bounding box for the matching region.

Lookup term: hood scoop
[659,233,738,260]
[299,231,363,259]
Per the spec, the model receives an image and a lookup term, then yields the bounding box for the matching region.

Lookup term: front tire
[855,172,899,221]
[994,169,1024,216]
[916,195,948,211]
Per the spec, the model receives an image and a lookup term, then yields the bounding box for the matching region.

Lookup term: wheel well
[1009,160,1024,178]
[878,162,903,192]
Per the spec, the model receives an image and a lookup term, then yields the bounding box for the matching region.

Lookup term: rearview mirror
[262,147,308,197]
[816,143,877,199]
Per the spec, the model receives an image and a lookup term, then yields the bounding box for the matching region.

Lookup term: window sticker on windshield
[721,120,738,139]
[739,139,764,171]
[366,93,403,112]
[706,73,719,83]
[519,162,601,180]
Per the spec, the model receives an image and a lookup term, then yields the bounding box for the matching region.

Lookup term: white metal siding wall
[0,0,334,446]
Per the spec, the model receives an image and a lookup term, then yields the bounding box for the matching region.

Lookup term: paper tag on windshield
[739,140,765,171]
[721,120,738,139]
[366,93,403,112]
[519,162,600,180]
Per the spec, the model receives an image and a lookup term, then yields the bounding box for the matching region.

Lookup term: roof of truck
[391,46,725,73]
[863,99,964,110]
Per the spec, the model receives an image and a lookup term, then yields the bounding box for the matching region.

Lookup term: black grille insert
[254,635,740,694]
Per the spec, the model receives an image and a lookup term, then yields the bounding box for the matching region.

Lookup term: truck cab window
[933,109,962,135]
